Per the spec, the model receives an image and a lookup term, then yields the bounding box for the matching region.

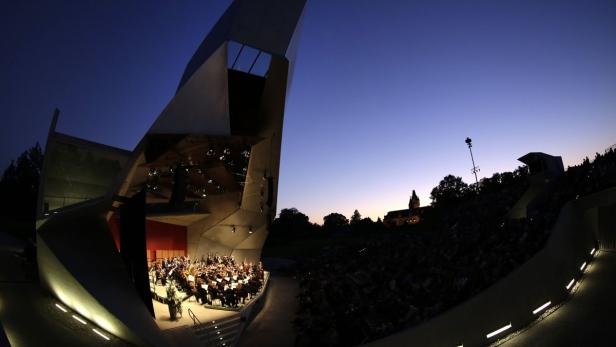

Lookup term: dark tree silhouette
[430,174,469,206]
[279,208,310,225]
[0,143,44,239]
[323,212,349,232]
[353,217,378,233]
[350,209,362,225]
[269,207,316,237]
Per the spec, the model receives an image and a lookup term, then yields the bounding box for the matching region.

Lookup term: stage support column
[119,190,154,317]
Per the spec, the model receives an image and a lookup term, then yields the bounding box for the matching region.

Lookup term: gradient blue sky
[1,0,615,223]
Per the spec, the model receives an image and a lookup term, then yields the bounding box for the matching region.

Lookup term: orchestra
[150,254,264,308]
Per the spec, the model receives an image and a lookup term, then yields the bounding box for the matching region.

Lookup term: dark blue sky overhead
[2,0,615,222]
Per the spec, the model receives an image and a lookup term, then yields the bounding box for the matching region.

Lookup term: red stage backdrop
[145,219,187,252]
[107,215,187,260]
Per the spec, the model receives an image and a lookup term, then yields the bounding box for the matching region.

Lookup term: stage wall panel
[146,220,187,256]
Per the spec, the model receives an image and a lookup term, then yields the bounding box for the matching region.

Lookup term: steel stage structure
[34,0,306,345]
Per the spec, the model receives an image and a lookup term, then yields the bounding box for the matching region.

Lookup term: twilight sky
[1,0,615,223]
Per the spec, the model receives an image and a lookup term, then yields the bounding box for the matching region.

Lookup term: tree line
[0,143,43,240]
[269,166,529,237]
[0,142,529,241]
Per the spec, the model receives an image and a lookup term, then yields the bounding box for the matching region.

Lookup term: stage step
[191,315,243,347]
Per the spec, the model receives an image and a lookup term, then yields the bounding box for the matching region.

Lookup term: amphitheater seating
[295,148,616,346]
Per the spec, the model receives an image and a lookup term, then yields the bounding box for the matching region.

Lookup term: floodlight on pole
[465,137,480,187]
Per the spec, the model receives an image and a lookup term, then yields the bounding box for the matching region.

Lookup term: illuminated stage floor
[152,294,238,331]
[151,275,269,331]
[153,274,270,346]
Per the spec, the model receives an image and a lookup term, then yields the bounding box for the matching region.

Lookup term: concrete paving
[500,250,616,347]
[237,276,299,347]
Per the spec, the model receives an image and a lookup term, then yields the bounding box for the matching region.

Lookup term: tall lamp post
[465,137,480,188]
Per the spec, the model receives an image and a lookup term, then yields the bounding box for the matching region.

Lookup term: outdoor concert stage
[152,298,237,331]
[34,0,306,344]
[152,272,270,331]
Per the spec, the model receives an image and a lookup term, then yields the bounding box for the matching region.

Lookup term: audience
[150,254,264,309]
[294,148,616,346]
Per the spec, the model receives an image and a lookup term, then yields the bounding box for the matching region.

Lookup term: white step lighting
[486,323,512,339]
[566,279,575,290]
[72,315,87,325]
[92,328,110,341]
[532,301,551,315]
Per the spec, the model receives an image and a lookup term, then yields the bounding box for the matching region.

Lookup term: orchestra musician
[149,254,264,308]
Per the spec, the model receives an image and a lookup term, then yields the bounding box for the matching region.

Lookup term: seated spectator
[295,148,616,346]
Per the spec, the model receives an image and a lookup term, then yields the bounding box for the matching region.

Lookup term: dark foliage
[0,143,43,240]
[429,174,471,206]
[268,208,320,241]
[323,213,350,232]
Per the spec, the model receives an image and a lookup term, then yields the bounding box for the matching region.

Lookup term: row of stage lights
[54,302,111,341]
[146,148,251,170]
[185,148,251,171]
[147,149,251,196]
[147,168,228,196]
[205,148,251,158]
[455,247,597,346]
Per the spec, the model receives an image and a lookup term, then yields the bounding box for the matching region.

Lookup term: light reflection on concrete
[498,250,614,347]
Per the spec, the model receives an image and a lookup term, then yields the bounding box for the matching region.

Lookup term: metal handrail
[188,308,201,325]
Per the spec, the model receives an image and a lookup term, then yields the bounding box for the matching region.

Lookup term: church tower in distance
[409,190,420,210]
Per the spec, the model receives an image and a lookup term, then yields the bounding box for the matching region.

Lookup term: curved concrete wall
[37,200,169,347]
[366,187,616,347]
